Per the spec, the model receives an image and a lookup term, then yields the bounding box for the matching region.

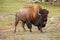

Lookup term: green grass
[0,0,29,12]
[35,2,60,18]
[35,2,60,7]
[0,1,60,40]
[0,0,60,17]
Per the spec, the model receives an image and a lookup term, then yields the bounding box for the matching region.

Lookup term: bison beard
[25,14,45,32]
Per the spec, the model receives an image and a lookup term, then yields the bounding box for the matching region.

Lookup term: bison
[14,4,49,33]
[24,4,49,32]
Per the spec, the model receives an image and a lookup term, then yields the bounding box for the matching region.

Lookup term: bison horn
[38,11,41,16]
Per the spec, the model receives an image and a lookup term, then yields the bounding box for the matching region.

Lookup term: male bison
[24,4,49,31]
[14,4,49,33]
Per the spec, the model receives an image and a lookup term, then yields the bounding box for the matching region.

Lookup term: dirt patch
[0,12,60,40]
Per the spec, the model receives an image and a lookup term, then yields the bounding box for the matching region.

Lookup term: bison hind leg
[14,20,19,33]
[14,18,19,33]
[21,21,26,31]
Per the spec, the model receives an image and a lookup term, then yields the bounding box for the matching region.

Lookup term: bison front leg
[38,26,43,32]
[26,20,32,32]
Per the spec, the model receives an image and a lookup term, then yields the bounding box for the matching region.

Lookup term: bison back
[16,7,37,22]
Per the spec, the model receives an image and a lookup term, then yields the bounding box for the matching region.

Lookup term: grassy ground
[0,0,60,18]
[0,0,60,40]
[35,2,60,18]
[0,0,29,12]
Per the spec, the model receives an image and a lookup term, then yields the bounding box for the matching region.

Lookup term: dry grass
[0,12,60,40]
[0,2,60,40]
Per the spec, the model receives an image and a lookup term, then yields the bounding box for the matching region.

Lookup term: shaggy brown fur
[14,4,49,33]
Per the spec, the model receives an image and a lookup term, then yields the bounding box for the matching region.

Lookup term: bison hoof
[30,30,32,32]
[40,30,43,32]
[23,30,27,32]
[14,30,16,33]
[39,29,43,33]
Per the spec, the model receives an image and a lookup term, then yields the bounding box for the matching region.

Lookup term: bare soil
[0,12,60,40]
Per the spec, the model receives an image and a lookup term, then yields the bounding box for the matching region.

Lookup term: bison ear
[47,10,49,14]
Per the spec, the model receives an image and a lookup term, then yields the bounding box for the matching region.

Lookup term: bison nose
[43,18,47,21]
[43,21,46,24]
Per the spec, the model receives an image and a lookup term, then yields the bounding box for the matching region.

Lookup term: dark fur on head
[39,9,49,14]
[37,9,49,32]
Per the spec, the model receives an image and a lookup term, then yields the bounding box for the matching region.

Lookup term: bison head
[39,9,49,20]
[37,9,49,32]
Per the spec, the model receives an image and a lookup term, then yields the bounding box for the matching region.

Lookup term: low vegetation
[0,0,60,40]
